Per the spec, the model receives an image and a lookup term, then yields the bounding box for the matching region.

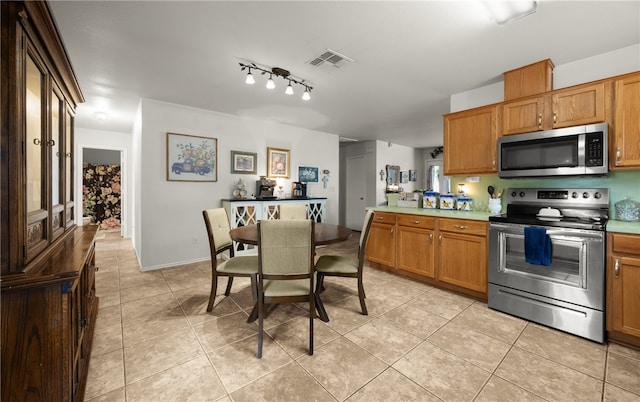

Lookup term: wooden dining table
[229,222,353,247]
[230,222,353,323]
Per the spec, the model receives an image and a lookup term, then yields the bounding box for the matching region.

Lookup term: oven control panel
[507,188,608,206]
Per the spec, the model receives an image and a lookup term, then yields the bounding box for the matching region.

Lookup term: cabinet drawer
[373,211,397,225]
[611,233,640,255]
[398,214,435,229]
[438,218,487,236]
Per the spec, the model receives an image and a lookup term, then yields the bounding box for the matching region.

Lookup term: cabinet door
[397,226,435,278]
[501,96,546,135]
[444,105,498,175]
[610,255,640,338]
[552,82,605,128]
[438,231,487,293]
[51,86,65,240]
[612,74,640,168]
[366,223,396,268]
[64,108,75,228]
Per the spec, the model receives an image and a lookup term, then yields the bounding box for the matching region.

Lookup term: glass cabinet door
[25,51,48,256]
[51,86,65,239]
[65,108,74,228]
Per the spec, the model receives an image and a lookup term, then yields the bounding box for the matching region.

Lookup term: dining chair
[257,219,315,358]
[278,203,307,220]
[203,208,259,313]
[314,209,374,319]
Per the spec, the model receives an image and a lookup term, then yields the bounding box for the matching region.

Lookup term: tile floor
[86,229,640,402]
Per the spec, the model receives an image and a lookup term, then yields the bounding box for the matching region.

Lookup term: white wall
[451,44,640,112]
[136,99,340,270]
[75,127,133,238]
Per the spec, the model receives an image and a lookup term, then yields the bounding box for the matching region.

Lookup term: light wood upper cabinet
[501,82,607,136]
[607,233,640,346]
[611,72,640,169]
[443,104,499,175]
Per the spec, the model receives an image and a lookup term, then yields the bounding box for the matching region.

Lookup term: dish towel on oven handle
[524,226,551,266]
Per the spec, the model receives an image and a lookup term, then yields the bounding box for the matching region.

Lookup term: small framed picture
[267,147,290,178]
[298,165,319,183]
[409,169,417,182]
[231,150,257,174]
[167,132,217,182]
[400,171,409,183]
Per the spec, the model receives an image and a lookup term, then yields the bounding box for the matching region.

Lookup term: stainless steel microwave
[498,122,608,178]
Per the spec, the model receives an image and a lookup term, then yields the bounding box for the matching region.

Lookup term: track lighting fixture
[239,62,313,101]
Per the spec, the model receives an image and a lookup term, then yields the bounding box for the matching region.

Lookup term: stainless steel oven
[488,188,608,343]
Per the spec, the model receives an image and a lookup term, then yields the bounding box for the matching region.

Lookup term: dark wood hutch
[1,1,98,400]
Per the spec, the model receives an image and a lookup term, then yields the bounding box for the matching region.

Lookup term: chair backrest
[358,209,375,260]
[203,208,233,256]
[278,204,307,220]
[258,220,314,276]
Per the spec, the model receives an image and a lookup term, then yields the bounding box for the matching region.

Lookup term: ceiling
[48,1,640,148]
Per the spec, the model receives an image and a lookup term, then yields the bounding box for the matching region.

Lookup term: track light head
[239,62,313,101]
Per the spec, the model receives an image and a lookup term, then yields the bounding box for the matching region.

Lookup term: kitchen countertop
[607,220,640,235]
[367,206,493,221]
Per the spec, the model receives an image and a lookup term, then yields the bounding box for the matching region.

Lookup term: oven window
[501,233,585,288]
[501,136,578,170]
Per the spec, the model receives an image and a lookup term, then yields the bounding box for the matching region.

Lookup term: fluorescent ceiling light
[481,1,537,25]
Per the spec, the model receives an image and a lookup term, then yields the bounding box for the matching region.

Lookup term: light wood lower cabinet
[366,212,488,298]
[607,232,640,348]
[437,218,488,293]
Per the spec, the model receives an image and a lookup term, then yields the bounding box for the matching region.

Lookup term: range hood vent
[307,49,353,69]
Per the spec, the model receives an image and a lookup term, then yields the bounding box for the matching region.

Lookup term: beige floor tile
[122,309,191,347]
[452,301,527,344]
[515,324,607,379]
[173,286,242,321]
[123,327,204,384]
[120,292,179,323]
[428,321,511,372]
[346,368,439,402]
[259,303,307,330]
[607,351,640,395]
[609,342,640,361]
[603,383,640,401]
[266,316,340,359]
[160,263,210,292]
[345,317,423,365]
[86,387,126,402]
[321,296,375,334]
[98,292,122,309]
[381,304,448,339]
[96,304,122,327]
[298,337,387,401]
[208,335,293,393]
[393,341,490,401]
[230,361,335,402]
[475,376,546,402]
[496,347,602,401]
[125,356,226,401]
[119,270,165,290]
[410,287,474,320]
[192,311,258,353]
[85,349,125,400]
[92,322,123,357]
[119,280,172,304]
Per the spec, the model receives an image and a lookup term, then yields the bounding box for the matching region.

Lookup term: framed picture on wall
[400,170,409,183]
[409,169,417,182]
[166,132,217,182]
[231,150,257,174]
[298,165,319,183]
[267,147,290,178]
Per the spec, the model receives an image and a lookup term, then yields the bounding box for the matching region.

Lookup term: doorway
[80,146,127,237]
[345,156,367,230]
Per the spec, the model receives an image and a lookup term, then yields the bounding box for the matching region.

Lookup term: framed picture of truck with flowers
[167,132,217,182]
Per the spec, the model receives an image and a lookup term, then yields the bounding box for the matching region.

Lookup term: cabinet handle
[537,114,542,128]
[33,138,42,146]
[429,233,433,243]
[47,139,55,146]
[438,234,442,243]
[492,158,496,167]
[65,152,72,158]
[616,147,621,163]
[614,259,620,279]
[377,216,384,220]
[390,228,394,234]
[454,225,469,229]
[553,112,557,125]
[412,220,420,224]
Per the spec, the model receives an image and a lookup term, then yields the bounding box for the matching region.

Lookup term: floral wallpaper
[83,163,121,229]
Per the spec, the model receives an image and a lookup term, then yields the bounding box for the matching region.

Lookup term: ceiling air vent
[307,49,353,70]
